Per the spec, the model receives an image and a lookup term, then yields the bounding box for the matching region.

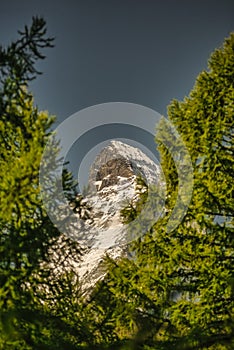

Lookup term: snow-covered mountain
[74,140,163,290]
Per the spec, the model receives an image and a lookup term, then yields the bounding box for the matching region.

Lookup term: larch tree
[91,33,234,350]
[0,17,87,349]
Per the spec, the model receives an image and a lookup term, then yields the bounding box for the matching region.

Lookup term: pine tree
[0,18,86,349]
[92,33,234,350]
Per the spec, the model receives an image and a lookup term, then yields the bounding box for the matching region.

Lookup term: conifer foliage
[0,17,84,349]
[93,33,234,350]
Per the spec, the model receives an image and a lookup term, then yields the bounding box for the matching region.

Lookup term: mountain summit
[76,140,162,290]
[88,140,161,193]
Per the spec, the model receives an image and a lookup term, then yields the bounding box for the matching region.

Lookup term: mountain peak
[88,140,160,194]
[47,141,163,292]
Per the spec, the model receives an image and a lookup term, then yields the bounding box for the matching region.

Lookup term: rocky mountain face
[88,140,161,193]
[74,140,162,291]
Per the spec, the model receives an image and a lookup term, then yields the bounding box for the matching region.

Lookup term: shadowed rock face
[96,158,134,190]
[88,140,161,194]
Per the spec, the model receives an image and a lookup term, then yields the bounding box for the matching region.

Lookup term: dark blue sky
[1,0,233,118]
[1,0,233,189]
